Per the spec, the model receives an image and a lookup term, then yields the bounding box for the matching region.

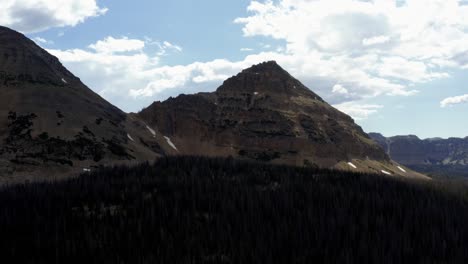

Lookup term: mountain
[139,61,426,178]
[369,133,468,178]
[0,26,167,181]
[0,26,427,180]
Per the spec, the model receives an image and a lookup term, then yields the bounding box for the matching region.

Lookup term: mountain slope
[139,61,425,178]
[0,26,164,181]
[369,133,468,178]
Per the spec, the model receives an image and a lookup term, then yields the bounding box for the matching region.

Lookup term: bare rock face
[140,61,398,173]
[0,26,162,181]
[369,133,468,166]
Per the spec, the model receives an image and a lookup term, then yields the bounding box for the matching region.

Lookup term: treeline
[408,164,468,179]
[1,156,468,263]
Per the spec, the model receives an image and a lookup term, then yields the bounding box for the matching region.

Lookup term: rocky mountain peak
[217,61,324,101]
[241,60,285,74]
[137,61,431,178]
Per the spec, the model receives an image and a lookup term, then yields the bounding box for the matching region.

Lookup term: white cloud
[241,48,254,52]
[377,56,449,83]
[143,38,183,56]
[88,37,145,54]
[333,102,383,121]
[48,37,158,111]
[362,35,390,46]
[332,84,349,95]
[440,94,468,108]
[33,37,53,45]
[45,0,468,115]
[234,0,468,101]
[48,36,257,111]
[0,0,107,33]
[162,41,182,52]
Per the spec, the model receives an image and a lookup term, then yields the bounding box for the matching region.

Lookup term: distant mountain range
[0,25,426,181]
[369,133,468,178]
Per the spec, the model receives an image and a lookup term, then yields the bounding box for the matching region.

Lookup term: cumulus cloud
[0,0,107,33]
[45,0,468,117]
[332,84,349,95]
[440,94,468,108]
[48,43,157,106]
[377,56,449,83]
[47,37,256,111]
[362,35,390,46]
[234,0,468,101]
[88,37,145,54]
[333,102,383,121]
[155,41,183,56]
[33,37,53,45]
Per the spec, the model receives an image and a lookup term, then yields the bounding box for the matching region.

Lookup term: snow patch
[146,125,156,137]
[61,78,67,84]
[127,134,135,142]
[381,170,392,175]
[397,166,407,173]
[164,136,178,151]
[347,162,357,169]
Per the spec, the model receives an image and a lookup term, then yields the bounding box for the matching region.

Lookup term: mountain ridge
[139,61,426,178]
[369,132,468,178]
[0,25,427,180]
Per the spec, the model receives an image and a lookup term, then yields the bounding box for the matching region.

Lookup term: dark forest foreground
[1,156,468,263]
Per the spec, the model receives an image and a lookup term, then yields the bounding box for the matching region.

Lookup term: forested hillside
[1,156,468,263]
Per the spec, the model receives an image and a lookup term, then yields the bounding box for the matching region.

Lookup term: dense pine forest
[409,164,468,179]
[1,156,468,263]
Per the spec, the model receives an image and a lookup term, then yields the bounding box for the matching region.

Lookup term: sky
[1,0,468,139]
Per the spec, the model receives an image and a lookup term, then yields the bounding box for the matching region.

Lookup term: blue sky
[1,0,468,138]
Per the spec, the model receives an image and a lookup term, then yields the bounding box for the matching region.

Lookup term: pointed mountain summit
[140,62,426,178]
[0,26,163,181]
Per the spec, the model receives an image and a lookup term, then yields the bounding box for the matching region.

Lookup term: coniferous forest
[1,156,468,263]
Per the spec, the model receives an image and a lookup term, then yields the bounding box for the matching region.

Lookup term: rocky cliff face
[140,62,425,178]
[369,133,468,177]
[0,26,164,181]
